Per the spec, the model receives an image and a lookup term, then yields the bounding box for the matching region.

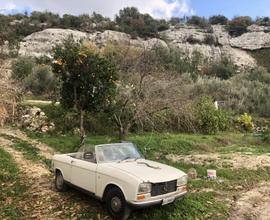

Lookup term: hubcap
[111,196,122,213]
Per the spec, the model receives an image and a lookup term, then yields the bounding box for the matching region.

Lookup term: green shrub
[203,34,218,45]
[187,16,210,29]
[203,57,237,79]
[196,96,231,134]
[209,15,228,25]
[227,16,253,37]
[255,16,270,26]
[11,56,35,80]
[115,7,168,38]
[186,36,201,44]
[236,113,254,132]
[250,48,270,72]
[261,129,270,143]
[23,65,58,96]
[245,67,270,84]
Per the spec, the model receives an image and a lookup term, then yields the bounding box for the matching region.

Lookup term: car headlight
[177,175,187,186]
[138,182,152,194]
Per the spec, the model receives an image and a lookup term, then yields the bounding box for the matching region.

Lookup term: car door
[70,157,97,193]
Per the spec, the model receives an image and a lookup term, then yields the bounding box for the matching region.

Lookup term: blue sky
[0,0,269,19]
[191,0,270,19]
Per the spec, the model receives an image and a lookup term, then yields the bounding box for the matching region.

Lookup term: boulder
[20,106,55,133]
[230,31,270,50]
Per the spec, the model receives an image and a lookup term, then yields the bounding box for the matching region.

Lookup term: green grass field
[0,147,28,219]
[24,131,270,219]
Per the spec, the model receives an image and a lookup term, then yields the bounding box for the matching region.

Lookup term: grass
[0,134,51,167]
[0,147,28,219]
[26,131,270,156]
[24,131,270,219]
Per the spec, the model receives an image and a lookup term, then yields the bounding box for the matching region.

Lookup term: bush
[187,16,210,29]
[209,15,228,25]
[227,16,253,37]
[203,34,218,46]
[196,96,231,134]
[11,56,35,80]
[203,58,237,79]
[236,113,254,132]
[115,7,168,38]
[261,129,270,143]
[186,36,201,44]
[255,17,270,26]
[250,48,270,72]
[23,65,58,96]
[245,67,270,84]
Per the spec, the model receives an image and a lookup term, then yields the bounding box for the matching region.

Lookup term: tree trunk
[119,123,130,142]
[80,110,85,146]
[73,85,78,110]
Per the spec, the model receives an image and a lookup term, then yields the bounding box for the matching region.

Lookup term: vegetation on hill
[1,7,270,50]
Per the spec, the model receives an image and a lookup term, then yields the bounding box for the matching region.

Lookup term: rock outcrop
[230,32,270,50]
[19,24,270,68]
[19,28,167,57]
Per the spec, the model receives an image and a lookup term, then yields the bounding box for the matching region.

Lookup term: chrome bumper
[128,191,187,208]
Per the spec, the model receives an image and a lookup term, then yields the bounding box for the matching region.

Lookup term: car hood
[108,159,186,183]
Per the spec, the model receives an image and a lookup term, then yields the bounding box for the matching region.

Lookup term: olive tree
[52,37,117,143]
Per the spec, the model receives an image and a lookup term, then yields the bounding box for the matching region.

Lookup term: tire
[55,171,68,192]
[105,187,131,220]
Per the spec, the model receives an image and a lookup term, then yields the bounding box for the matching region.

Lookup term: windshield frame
[95,143,144,164]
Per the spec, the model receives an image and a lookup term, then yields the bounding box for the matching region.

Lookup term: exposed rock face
[230,32,270,50]
[161,25,257,68]
[19,24,270,68]
[19,28,167,57]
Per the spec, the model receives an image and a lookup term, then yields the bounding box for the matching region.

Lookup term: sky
[0,0,269,19]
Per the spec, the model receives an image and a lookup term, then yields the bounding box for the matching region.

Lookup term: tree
[23,65,58,96]
[115,7,161,38]
[103,43,170,140]
[227,16,253,37]
[52,37,117,144]
[209,15,228,25]
[11,56,35,80]
[187,16,209,29]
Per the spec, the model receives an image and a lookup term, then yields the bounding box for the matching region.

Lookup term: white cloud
[0,0,195,19]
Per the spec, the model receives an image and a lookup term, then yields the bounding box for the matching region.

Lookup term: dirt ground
[166,153,270,170]
[0,128,109,220]
[0,127,270,220]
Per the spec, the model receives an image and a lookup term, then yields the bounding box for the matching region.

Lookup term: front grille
[151,180,177,197]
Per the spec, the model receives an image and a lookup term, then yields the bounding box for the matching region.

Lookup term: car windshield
[96,143,143,163]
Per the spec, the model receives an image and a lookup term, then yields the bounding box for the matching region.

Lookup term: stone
[20,106,55,133]
[187,168,198,179]
[230,31,270,50]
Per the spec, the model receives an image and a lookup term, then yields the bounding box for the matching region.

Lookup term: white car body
[52,143,188,208]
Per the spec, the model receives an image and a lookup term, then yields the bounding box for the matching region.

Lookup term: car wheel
[55,171,68,192]
[105,187,131,220]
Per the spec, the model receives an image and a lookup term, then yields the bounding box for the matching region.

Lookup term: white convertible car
[52,143,187,220]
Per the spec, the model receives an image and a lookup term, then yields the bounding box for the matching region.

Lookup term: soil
[0,128,108,220]
[166,153,270,170]
[229,182,270,220]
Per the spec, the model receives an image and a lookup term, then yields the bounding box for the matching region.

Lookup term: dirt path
[229,182,270,220]
[0,128,55,159]
[0,129,108,220]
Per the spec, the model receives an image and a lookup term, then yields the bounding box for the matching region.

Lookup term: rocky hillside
[17,24,270,69]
